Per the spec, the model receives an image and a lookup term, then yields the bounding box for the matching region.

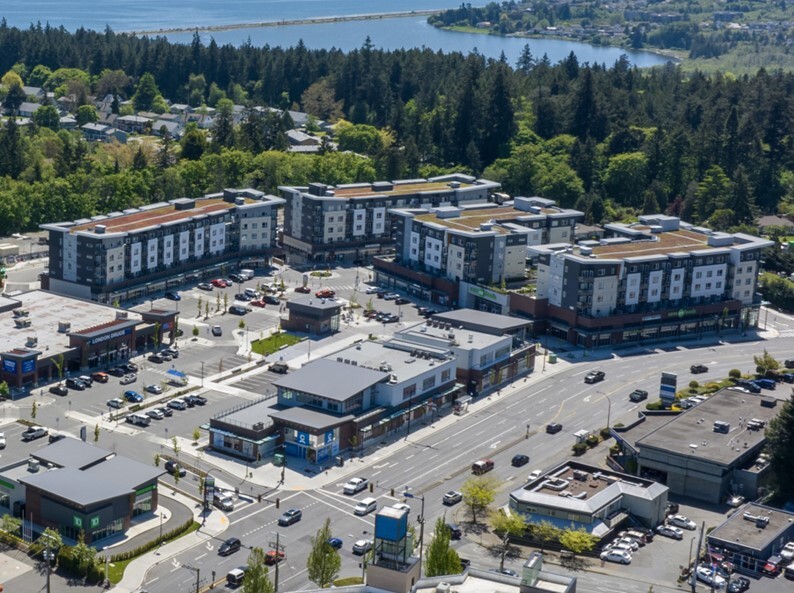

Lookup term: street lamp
[598,391,612,429]
[403,488,425,578]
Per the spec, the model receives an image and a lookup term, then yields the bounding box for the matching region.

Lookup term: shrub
[728,369,741,379]
[689,380,699,390]
[599,427,611,440]
[109,518,196,563]
[585,435,600,448]
[572,443,587,456]
[645,401,663,410]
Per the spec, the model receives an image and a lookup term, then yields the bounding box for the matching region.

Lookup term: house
[286,129,320,146]
[152,119,183,138]
[97,112,118,127]
[59,116,78,130]
[21,86,46,101]
[115,115,150,134]
[756,214,794,235]
[81,122,127,144]
[18,102,42,118]
[169,103,190,115]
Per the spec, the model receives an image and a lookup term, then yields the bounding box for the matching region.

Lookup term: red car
[265,550,285,565]
[295,286,311,293]
[250,300,267,308]
[315,288,335,298]
[211,278,228,288]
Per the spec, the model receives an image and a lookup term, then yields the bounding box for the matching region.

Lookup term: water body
[1,1,672,67]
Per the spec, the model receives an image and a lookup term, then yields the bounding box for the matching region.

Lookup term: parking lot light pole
[403,489,425,578]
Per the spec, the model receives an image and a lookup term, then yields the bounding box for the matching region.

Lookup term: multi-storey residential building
[41,189,285,303]
[278,174,501,265]
[527,215,773,347]
[374,197,582,306]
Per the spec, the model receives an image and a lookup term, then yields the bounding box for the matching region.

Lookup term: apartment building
[41,189,285,303]
[278,174,501,265]
[528,215,773,347]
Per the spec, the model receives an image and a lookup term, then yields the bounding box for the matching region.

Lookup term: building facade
[42,189,285,303]
[528,215,772,347]
[279,174,501,265]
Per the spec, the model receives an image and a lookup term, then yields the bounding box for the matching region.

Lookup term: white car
[343,477,369,495]
[668,514,697,530]
[168,398,188,410]
[147,408,165,420]
[392,503,411,514]
[607,541,635,554]
[656,524,684,540]
[364,286,380,294]
[0,432,6,449]
[528,470,542,481]
[612,537,639,551]
[600,549,632,564]
[352,539,373,555]
[694,566,725,588]
[780,541,794,561]
[107,398,124,409]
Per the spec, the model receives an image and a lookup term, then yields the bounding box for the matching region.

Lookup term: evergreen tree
[730,166,757,225]
[133,72,160,112]
[211,98,236,152]
[242,547,275,593]
[180,124,207,161]
[306,518,341,588]
[425,518,462,577]
[0,117,24,178]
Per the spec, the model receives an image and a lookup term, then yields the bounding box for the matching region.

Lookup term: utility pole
[45,537,51,593]
[274,531,281,593]
[691,521,705,593]
[183,565,200,593]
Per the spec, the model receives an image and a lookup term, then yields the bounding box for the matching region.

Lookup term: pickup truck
[22,426,48,441]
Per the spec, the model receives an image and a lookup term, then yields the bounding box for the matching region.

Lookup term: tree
[76,105,98,127]
[0,381,8,400]
[489,509,526,571]
[72,531,98,577]
[766,394,794,497]
[604,152,648,207]
[133,73,160,111]
[754,348,780,375]
[192,427,201,443]
[460,475,498,523]
[529,520,562,552]
[172,436,180,456]
[180,124,207,161]
[94,423,100,442]
[425,518,462,577]
[242,547,275,593]
[307,518,341,588]
[559,527,598,556]
[301,78,344,121]
[192,325,199,337]
[32,527,63,557]
[0,514,21,543]
[211,98,236,151]
[696,165,731,223]
[33,105,60,130]
[154,453,161,467]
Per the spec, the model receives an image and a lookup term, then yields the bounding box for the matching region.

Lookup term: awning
[166,369,186,378]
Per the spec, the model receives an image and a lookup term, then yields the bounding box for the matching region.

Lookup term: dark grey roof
[269,407,354,430]
[273,359,387,401]
[287,296,344,311]
[20,468,133,506]
[32,439,111,470]
[432,309,530,333]
[708,503,794,553]
[83,455,163,488]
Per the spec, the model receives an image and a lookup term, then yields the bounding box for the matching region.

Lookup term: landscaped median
[251,330,303,356]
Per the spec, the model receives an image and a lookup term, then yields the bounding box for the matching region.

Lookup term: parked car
[164,460,187,477]
[47,433,65,444]
[546,422,563,434]
[694,566,726,588]
[727,576,750,592]
[343,477,369,495]
[107,367,126,377]
[0,432,7,449]
[123,390,143,403]
[120,374,137,385]
[65,378,86,390]
[383,292,399,300]
[186,394,207,406]
[77,375,93,387]
[780,541,794,562]
[665,501,679,515]
[212,325,223,336]
[611,537,639,551]
[269,362,289,374]
[250,299,267,308]
[234,293,252,302]
[145,384,163,395]
[123,362,138,373]
[690,364,709,374]
[197,282,214,291]
[147,408,165,420]
[148,353,164,363]
[762,555,783,576]
[600,549,632,565]
[219,538,242,556]
[443,491,463,505]
[264,550,285,565]
[91,372,109,383]
[584,370,605,384]
[164,292,181,301]
[352,539,372,555]
[446,523,462,540]
[263,295,280,305]
[364,286,380,294]
[489,568,519,577]
[229,305,250,315]
[107,398,124,409]
[327,537,343,550]
[49,384,68,396]
[168,398,188,410]
[315,288,335,298]
[278,509,302,526]
[392,503,411,514]
[394,297,410,305]
[727,494,745,508]
[211,278,228,288]
[629,389,648,402]
[668,514,696,530]
[511,454,530,467]
[655,525,684,540]
[22,426,48,441]
[155,406,173,417]
[528,470,542,482]
[127,413,151,427]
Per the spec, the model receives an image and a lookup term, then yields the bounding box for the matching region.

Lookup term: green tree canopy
[306,517,341,587]
[33,105,61,130]
[461,475,498,523]
[425,518,462,577]
[754,348,780,375]
[490,509,526,571]
[242,547,275,593]
[133,72,161,112]
[559,527,598,555]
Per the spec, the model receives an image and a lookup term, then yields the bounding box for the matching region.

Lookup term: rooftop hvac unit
[116,311,129,319]
[436,583,452,593]
[26,336,38,347]
[13,309,29,318]
[27,459,40,473]
[252,422,264,431]
[57,321,71,333]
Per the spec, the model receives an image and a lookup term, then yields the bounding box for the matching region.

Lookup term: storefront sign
[2,360,16,373]
[324,430,334,444]
[674,308,697,319]
[296,431,310,446]
[90,516,100,528]
[89,327,132,346]
[642,315,661,322]
[468,286,499,301]
[21,359,35,373]
[73,516,83,528]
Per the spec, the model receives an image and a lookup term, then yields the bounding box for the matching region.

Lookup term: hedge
[109,518,197,563]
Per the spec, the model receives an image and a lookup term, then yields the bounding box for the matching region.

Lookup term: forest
[0,21,792,238]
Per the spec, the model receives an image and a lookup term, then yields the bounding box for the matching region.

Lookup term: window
[745,278,752,285]
[717,269,723,276]
[651,289,658,296]
[716,282,722,289]
[422,376,436,390]
[442,369,451,382]
[707,271,713,278]
[695,284,701,291]
[705,283,711,289]
[598,269,605,276]
[696,272,702,279]
[402,384,416,400]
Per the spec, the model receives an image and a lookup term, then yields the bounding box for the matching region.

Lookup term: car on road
[383,292,400,300]
[392,503,411,514]
[218,538,242,556]
[315,288,335,298]
[546,422,563,434]
[0,432,6,449]
[694,566,725,588]
[164,292,181,301]
[264,550,285,565]
[327,537,343,550]
[629,389,648,402]
[344,477,369,495]
[352,539,373,555]
[148,353,164,364]
[690,364,709,374]
[145,384,163,395]
[164,460,186,477]
[123,390,143,403]
[278,509,302,526]
[511,454,530,467]
[443,491,462,505]
[160,352,173,362]
[107,367,126,377]
[655,525,684,540]
[446,523,462,540]
[212,325,223,336]
[120,373,137,385]
[294,286,311,293]
[211,279,228,288]
[584,370,605,384]
[65,378,86,390]
[49,384,68,396]
[168,398,188,410]
[600,549,632,564]
[107,398,124,409]
[727,576,750,592]
[528,470,542,482]
[786,359,794,369]
[668,514,696,530]
[197,282,213,291]
[489,568,519,577]
[22,426,48,441]
[147,408,165,420]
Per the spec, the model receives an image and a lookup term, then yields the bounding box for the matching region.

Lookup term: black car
[278,509,302,526]
[690,364,709,374]
[546,422,563,434]
[269,362,289,374]
[263,295,280,305]
[235,293,252,301]
[107,367,126,377]
[727,576,750,592]
[584,370,605,384]
[665,501,680,515]
[148,353,164,363]
[219,538,242,556]
[164,460,187,477]
[49,384,68,396]
[229,305,250,315]
[48,433,66,444]
[186,394,207,406]
[446,523,462,540]
[629,389,648,402]
[511,454,530,467]
[229,273,244,283]
[65,378,86,390]
[733,379,761,393]
[394,297,410,305]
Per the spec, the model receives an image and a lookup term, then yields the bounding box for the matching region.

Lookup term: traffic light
[369,483,374,493]
[275,497,280,508]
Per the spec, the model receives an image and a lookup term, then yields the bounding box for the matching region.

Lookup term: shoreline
[128,10,441,36]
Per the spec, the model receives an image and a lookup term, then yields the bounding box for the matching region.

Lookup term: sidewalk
[112,490,228,593]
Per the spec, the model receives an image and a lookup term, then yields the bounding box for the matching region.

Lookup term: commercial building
[0,290,177,393]
[42,188,285,303]
[0,438,163,544]
[279,174,501,265]
[613,388,778,504]
[282,296,343,335]
[527,215,773,347]
[509,460,668,537]
[375,198,583,306]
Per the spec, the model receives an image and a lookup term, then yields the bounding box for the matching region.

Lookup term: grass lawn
[107,521,200,583]
[334,577,364,586]
[251,332,303,356]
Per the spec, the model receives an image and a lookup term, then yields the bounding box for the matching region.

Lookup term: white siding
[409,232,420,262]
[179,231,190,261]
[146,238,158,269]
[625,272,641,306]
[591,276,618,317]
[690,263,727,299]
[372,207,386,234]
[209,222,226,254]
[423,236,443,269]
[446,244,465,281]
[193,228,205,258]
[647,270,663,303]
[130,241,142,274]
[548,256,565,307]
[669,268,685,300]
[105,245,125,284]
[352,208,366,237]
[162,234,174,266]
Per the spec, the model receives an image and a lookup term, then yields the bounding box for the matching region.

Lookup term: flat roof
[414,205,578,234]
[32,439,111,470]
[215,395,277,430]
[433,309,531,333]
[82,454,164,488]
[330,340,455,384]
[0,291,143,357]
[637,389,782,465]
[709,503,794,553]
[268,406,354,430]
[287,296,344,311]
[396,322,506,351]
[333,181,473,199]
[273,358,388,401]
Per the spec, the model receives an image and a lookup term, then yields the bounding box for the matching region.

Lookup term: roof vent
[26,336,38,348]
[448,181,461,189]
[468,334,473,343]
[58,321,71,333]
[95,225,107,234]
[235,197,246,206]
